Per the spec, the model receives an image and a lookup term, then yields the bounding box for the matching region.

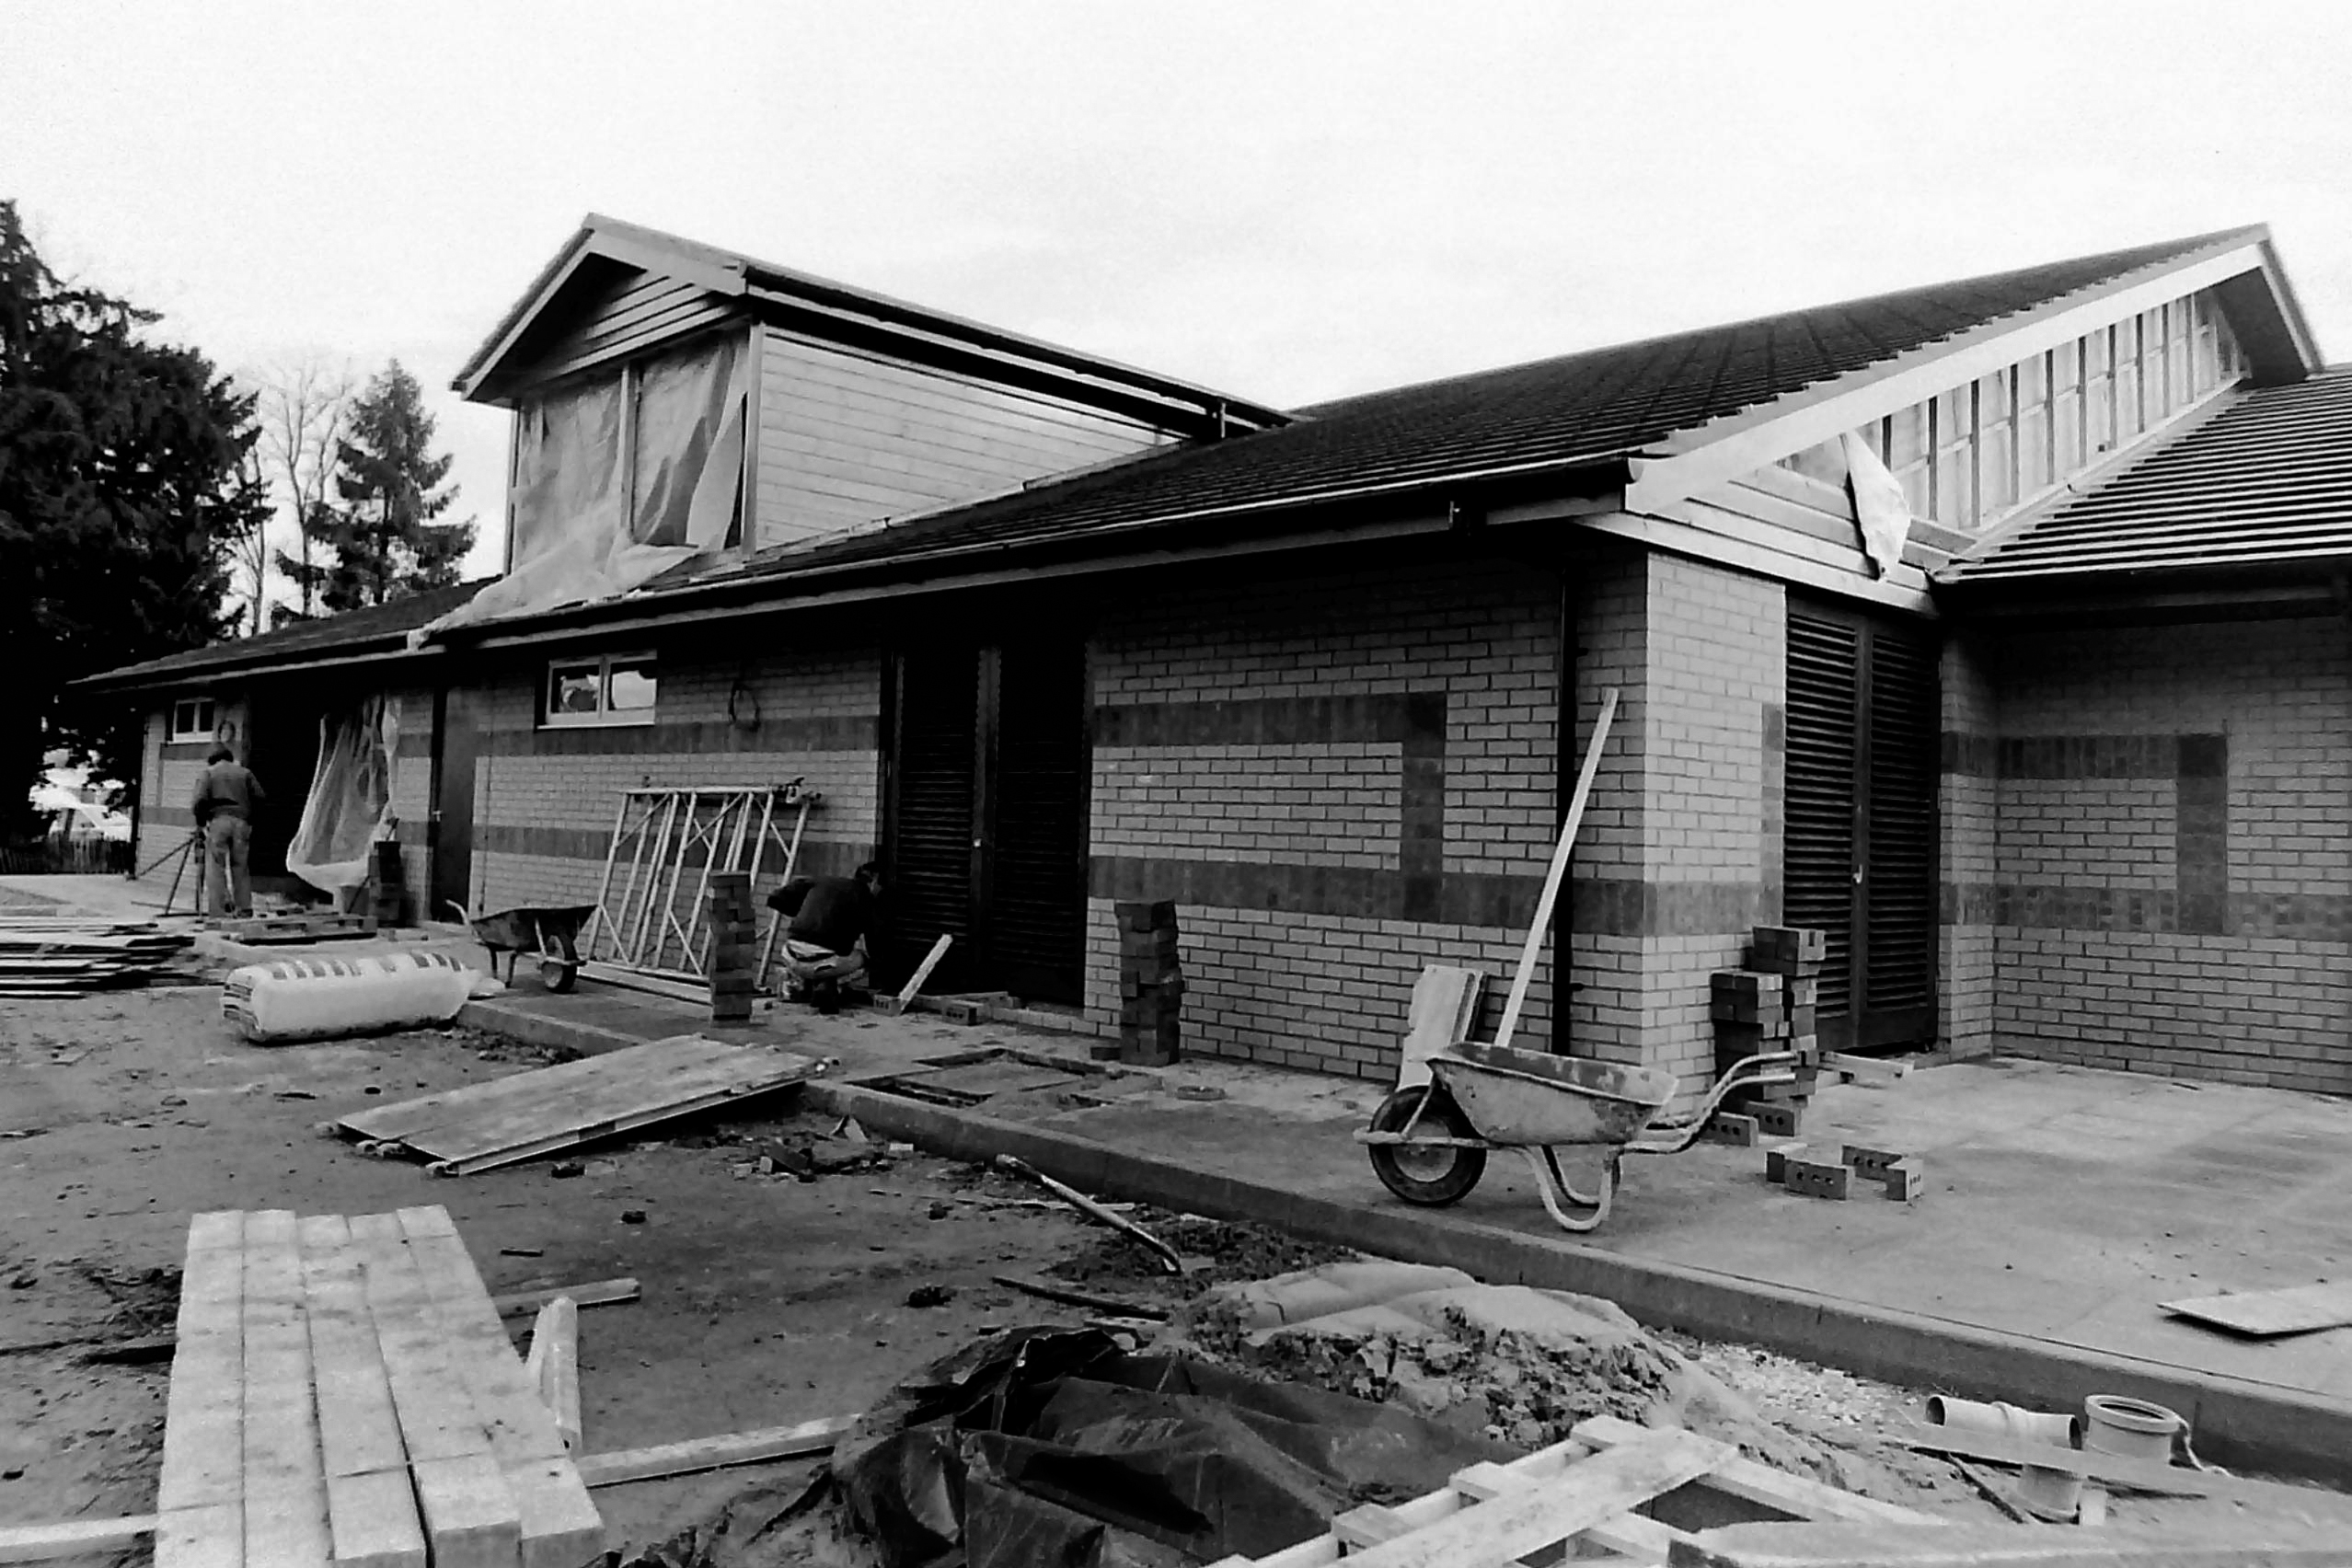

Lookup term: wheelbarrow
[458,904,595,993]
[1355,1040,1799,1232]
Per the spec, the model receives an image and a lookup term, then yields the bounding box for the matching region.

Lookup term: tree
[300,361,474,612]
[252,356,354,628]
[0,202,268,827]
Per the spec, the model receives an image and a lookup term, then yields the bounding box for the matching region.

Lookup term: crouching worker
[767,862,883,1013]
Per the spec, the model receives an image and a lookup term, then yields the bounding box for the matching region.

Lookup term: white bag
[223,951,479,1043]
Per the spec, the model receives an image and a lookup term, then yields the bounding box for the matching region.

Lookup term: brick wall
[1939,633,1999,1055]
[1568,548,1785,1101]
[1976,617,2351,1092]
[1087,553,1562,1080]
[468,646,883,944]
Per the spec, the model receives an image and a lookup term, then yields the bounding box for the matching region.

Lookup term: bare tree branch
[248,354,355,623]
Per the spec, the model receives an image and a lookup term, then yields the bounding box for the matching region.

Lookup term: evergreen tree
[303,361,476,612]
[0,202,267,824]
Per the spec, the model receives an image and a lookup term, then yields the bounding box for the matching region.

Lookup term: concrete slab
[452,986,2352,1482]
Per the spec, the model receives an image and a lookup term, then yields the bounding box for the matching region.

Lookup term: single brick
[1764,1141,1808,1182]
[1701,1112,1760,1148]
[1839,1145,1906,1182]
[1882,1158,1925,1203]
[1748,1102,1803,1138]
[1785,1157,1852,1200]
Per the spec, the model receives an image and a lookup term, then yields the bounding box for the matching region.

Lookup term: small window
[543,654,658,726]
[170,698,218,742]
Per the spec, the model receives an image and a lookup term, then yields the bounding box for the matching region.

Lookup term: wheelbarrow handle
[1624,1050,1800,1157]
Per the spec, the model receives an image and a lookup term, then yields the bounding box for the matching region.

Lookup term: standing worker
[190,744,266,918]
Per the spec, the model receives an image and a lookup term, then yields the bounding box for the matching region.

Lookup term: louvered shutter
[1862,628,1937,1022]
[1784,614,1862,1023]
[889,645,979,985]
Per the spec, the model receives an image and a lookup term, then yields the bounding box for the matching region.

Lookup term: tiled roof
[80,581,489,690]
[1942,371,2352,588]
[673,229,2254,590]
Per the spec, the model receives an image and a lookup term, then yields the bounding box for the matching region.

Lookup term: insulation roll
[223,950,479,1043]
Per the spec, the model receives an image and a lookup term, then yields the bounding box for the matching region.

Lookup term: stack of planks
[159,1206,601,1568]
[0,917,192,997]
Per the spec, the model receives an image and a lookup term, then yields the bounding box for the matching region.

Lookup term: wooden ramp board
[156,1206,602,1568]
[2161,1279,2352,1337]
[337,1035,821,1175]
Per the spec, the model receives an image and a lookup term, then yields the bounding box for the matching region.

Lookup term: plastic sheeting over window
[424,332,745,638]
[285,697,397,896]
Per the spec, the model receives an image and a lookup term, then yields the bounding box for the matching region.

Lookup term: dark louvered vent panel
[892,646,979,975]
[989,640,1088,1004]
[1864,628,1938,1012]
[1783,613,1860,1019]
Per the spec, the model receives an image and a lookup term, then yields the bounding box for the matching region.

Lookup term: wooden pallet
[1205,1414,1943,1567]
[215,914,378,944]
[335,1035,822,1175]
[156,1206,599,1568]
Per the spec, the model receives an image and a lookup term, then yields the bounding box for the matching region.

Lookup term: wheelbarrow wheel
[537,957,579,994]
[1367,1085,1486,1206]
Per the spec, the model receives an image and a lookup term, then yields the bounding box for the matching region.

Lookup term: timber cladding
[1953,617,2352,1093]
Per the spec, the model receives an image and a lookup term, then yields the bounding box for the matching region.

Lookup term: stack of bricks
[1110,900,1182,1066]
[705,871,758,1027]
[1706,925,1826,1139]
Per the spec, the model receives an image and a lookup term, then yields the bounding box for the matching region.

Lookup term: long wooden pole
[1493,686,1618,1054]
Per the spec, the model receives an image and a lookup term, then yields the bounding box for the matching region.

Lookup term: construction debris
[332,1033,823,1175]
[2162,1279,2352,1338]
[990,1273,1170,1320]
[0,917,192,997]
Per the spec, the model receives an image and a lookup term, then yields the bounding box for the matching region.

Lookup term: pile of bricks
[705,870,758,1027]
[1769,1140,1923,1203]
[1703,925,1825,1141]
[1109,900,1182,1066]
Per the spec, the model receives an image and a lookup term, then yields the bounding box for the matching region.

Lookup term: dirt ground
[2,978,2317,1562]
[0,984,1151,1551]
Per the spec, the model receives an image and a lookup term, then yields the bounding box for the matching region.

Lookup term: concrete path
[455,983,2352,1478]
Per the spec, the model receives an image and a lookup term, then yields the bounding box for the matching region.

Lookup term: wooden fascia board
[2251,233,2325,371]
[78,642,447,697]
[454,231,749,403]
[1508,502,1938,617]
[1624,241,2280,514]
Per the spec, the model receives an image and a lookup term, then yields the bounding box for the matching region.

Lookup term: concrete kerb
[803,1079,2352,1489]
[454,999,650,1057]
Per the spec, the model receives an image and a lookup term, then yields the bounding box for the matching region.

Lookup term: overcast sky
[5,2,2346,602]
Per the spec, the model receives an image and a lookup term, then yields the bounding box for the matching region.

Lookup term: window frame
[540,651,661,729]
[169,697,219,743]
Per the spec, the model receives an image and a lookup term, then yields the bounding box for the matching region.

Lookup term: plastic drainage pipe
[2083,1394,2185,1462]
[1926,1395,2083,1449]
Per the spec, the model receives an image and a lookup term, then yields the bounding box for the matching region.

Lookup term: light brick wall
[1568,551,1784,1101]
[1939,634,1998,1055]
[1088,553,1562,1080]
[468,646,883,933]
[1982,617,2351,1092]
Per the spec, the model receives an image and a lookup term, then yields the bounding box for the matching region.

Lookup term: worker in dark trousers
[766,862,883,1013]
[190,745,266,918]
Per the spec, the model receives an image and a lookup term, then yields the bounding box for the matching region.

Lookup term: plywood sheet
[2162,1279,2352,1337]
[338,1037,818,1175]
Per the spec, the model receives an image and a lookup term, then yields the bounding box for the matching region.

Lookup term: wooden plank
[0,1516,156,1564]
[298,1219,409,1480]
[152,1504,239,1568]
[1493,687,1617,1051]
[419,1059,820,1175]
[409,1455,521,1568]
[886,935,952,1016]
[160,1216,244,1513]
[572,1417,854,1488]
[494,1279,640,1318]
[240,1482,329,1568]
[325,1471,425,1568]
[346,1221,498,1465]
[240,1213,329,1568]
[404,1040,790,1153]
[1670,1516,2352,1568]
[1397,965,1484,1089]
[393,1210,569,1465]
[502,1458,605,1568]
[1344,1430,1724,1568]
[528,1299,581,1452]
[1576,1415,1942,1527]
[2161,1279,2352,1337]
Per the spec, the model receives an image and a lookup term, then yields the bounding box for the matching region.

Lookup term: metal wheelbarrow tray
[1355,1039,1796,1232]
[465,904,595,993]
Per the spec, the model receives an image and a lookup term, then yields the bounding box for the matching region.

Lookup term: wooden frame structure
[582,784,814,978]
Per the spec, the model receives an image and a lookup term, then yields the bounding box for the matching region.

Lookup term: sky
[5,1,2348,611]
